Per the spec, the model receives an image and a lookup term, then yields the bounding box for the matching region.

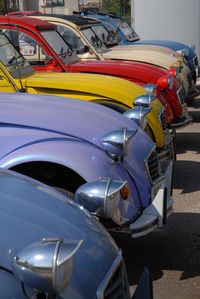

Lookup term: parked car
[30,14,195,98]
[84,10,200,84]
[0,92,173,238]
[0,168,153,298]
[0,30,173,162]
[0,15,192,131]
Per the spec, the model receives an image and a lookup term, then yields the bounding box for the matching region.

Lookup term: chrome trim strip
[176,86,185,106]
[96,250,123,299]
[169,115,193,129]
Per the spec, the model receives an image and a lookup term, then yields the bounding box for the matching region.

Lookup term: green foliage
[0,0,19,14]
[102,0,130,17]
[0,0,5,12]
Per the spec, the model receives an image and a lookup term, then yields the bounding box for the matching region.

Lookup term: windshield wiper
[7,56,17,65]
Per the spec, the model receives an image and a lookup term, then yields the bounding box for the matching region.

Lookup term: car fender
[0,139,110,181]
[0,270,33,298]
[0,139,142,206]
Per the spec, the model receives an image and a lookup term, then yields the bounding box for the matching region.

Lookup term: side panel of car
[0,134,145,211]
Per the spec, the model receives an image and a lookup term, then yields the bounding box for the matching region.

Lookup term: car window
[91,24,120,46]
[57,25,86,53]
[4,29,47,65]
[115,18,139,41]
[0,32,33,78]
[81,27,108,53]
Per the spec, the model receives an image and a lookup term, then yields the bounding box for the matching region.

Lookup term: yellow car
[0,31,172,160]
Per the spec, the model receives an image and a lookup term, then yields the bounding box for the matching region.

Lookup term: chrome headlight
[123,107,151,130]
[12,238,82,294]
[143,83,158,94]
[134,93,157,108]
[101,128,137,161]
[75,178,131,225]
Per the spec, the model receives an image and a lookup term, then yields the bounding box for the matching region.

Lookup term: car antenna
[5,3,26,92]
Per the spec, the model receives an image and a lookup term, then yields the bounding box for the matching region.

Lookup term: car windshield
[115,18,139,41]
[0,33,33,78]
[57,25,86,55]
[90,24,120,47]
[41,30,79,64]
[81,27,108,53]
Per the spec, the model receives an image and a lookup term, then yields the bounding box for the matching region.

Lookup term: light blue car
[0,168,153,298]
[85,11,199,84]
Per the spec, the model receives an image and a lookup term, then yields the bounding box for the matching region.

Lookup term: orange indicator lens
[120,185,130,200]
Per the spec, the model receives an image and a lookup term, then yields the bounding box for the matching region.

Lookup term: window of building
[45,0,65,7]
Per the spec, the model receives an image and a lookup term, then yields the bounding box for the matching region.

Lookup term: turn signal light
[120,185,130,200]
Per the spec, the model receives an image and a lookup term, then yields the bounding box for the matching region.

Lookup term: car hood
[22,71,146,106]
[70,59,167,83]
[0,169,118,298]
[0,93,150,152]
[103,44,180,70]
[135,40,195,59]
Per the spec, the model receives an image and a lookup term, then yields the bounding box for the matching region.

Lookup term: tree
[102,0,130,17]
[0,0,19,14]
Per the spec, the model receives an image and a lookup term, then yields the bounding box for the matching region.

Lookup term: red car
[0,15,191,128]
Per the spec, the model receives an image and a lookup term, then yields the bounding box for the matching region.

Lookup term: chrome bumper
[185,87,200,100]
[130,160,173,238]
[169,115,193,129]
[157,146,173,162]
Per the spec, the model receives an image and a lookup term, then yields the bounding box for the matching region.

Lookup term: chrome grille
[177,86,185,105]
[181,102,189,118]
[146,149,161,183]
[164,129,171,146]
[97,251,131,299]
[159,110,167,131]
[104,262,130,299]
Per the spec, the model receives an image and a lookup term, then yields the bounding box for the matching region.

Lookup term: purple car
[0,92,173,238]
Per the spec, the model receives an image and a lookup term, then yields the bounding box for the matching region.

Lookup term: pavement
[113,86,200,298]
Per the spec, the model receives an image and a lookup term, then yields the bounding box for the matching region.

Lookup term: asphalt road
[113,88,200,299]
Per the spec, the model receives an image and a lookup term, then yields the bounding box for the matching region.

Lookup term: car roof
[41,14,100,26]
[0,15,56,30]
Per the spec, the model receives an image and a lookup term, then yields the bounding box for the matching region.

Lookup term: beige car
[32,14,194,97]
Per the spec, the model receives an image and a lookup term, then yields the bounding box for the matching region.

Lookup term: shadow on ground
[111,212,200,285]
[175,133,200,155]
[173,160,200,193]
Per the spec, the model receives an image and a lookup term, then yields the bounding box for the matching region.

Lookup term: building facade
[18,0,79,14]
